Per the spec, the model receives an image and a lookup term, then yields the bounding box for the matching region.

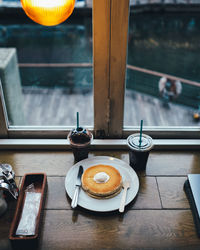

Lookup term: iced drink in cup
[68,127,93,162]
[127,133,154,171]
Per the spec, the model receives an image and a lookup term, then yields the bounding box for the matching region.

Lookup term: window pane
[124,3,200,127]
[0,0,93,127]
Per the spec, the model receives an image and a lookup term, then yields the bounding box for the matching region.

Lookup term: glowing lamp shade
[21,0,75,26]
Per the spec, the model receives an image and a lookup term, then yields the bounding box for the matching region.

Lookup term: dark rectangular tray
[9,173,47,245]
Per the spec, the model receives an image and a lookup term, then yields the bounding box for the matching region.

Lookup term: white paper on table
[16,192,41,236]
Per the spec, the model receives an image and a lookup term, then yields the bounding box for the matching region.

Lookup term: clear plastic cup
[127,133,154,171]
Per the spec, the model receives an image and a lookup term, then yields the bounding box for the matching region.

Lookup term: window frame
[0,80,8,138]
[0,0,200,141]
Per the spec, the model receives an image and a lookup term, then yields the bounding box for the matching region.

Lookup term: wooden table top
[0,149,200,250]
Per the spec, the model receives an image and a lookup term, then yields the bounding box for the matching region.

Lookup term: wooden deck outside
[21,87,198,127]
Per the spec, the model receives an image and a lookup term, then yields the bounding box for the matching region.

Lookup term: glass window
[124,3,200,128]
[1,0,200,140]
[0,0,93,127]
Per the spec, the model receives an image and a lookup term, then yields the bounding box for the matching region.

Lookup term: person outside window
[158,77,182,106]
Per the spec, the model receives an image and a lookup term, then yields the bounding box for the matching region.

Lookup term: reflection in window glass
[0,0,93,127]
[124,3,200,127]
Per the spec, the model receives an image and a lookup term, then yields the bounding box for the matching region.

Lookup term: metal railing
[18,62,200,109]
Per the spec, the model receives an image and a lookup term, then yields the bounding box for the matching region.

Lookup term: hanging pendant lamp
[20,0,76,26]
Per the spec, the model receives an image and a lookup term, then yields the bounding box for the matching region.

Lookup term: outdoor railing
[18,63,200,109]
[18,63,200,88]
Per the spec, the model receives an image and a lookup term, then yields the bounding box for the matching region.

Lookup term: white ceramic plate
[65,156,139,212]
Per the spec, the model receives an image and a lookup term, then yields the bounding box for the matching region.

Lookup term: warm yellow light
[21,0,75,26]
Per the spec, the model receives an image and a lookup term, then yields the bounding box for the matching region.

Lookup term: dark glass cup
[68,128,93,162]
[127,133,154,171]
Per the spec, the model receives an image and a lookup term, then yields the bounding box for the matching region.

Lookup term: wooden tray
[9,173,47,248]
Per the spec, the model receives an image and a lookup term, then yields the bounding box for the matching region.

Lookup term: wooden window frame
[0,0,200,141]
[0,80,8,138]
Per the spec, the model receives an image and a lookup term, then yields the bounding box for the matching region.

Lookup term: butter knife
[71,165,84,209]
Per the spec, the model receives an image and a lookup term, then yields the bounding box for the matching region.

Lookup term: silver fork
[119,180,130,213]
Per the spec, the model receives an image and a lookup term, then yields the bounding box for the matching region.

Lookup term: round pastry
[81,164,122,199]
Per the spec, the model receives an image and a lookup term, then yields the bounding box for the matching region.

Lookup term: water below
[127,11,200,109]
[0,11,200,107]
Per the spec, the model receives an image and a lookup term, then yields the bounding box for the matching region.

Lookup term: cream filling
[94,172,110,183]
